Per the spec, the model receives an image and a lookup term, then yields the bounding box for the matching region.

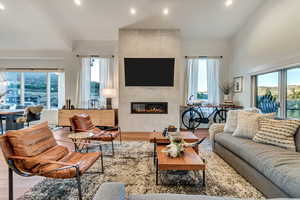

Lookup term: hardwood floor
[0,128,208,199]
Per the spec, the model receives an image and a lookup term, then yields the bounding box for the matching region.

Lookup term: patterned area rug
[18,140,265,200]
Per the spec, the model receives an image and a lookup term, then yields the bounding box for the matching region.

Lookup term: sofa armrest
[93,182,125,200]
[208,123,225,148]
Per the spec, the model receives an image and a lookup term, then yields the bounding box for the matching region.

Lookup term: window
[4,72,21,106]
[253,66,300,119]
[286,67,300,118]
[187,58,208,101]
[256,72,280,115]
[186,58,220,105]
[197,59,208,100]
[24,72,47,107]
[2,71,64,109]
[50,73,59,109]
[90,58,100,100]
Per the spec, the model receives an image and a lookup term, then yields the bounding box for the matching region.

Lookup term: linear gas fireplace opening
[131,102,168,114]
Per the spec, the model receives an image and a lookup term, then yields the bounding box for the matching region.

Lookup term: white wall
[230,0,300,106]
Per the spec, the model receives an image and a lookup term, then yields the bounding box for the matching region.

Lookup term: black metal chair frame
[80,126,122,157]
[6,141,104,200]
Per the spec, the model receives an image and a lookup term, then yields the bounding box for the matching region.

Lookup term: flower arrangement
[162,132,202,158]
[219,82,234,95]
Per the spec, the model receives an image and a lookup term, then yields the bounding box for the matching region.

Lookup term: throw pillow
[232,111,275,139]
[224,108,260,133]
[253,118,300,151]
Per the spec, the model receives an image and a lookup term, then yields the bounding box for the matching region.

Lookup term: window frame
[3,71,64,110]
[252,65,300,119]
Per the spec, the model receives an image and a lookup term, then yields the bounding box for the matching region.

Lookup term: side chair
[0,122,104,200]
[69,114,122,156]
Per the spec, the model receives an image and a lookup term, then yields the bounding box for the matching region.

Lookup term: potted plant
[220,82,234,103]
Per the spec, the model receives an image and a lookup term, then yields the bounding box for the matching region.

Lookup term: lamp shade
[102,88,117,98]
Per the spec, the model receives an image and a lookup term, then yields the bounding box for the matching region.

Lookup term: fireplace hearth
[131,102,168,114]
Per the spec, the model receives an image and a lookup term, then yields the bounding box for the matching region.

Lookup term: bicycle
[181,96,228,130]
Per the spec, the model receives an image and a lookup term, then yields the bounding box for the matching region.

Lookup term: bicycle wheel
[213,109,227,123]
[182,108,202,130]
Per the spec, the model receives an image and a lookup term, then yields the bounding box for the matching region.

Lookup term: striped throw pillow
[253,118,300,151]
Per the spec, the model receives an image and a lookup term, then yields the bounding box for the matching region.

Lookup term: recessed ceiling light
[0,2,5,11]
[225,0,233,7]
[130,8,136,15]
[163,8,169,15]
[74,0,81,6]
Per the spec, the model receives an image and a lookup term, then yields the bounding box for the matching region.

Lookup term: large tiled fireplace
[118,29,181,131]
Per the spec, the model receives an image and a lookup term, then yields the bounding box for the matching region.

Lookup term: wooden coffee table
[149,131,205,154]
[155,145,206,186]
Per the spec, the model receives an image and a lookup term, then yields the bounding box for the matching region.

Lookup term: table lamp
[102,88,116,109]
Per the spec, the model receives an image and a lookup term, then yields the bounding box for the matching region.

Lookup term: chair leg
[111,140,115,157]
[75,167,82,200]
[101,152,104,173]
[0,117,4,135]
[119,128,122,144]
[98,143,104,173]
[9,168,13,200]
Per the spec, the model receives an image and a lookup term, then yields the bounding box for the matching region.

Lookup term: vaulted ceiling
[0,0,264,50]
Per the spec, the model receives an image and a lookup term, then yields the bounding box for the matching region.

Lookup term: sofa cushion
[22,145,69,170]
[253,118,300,151]
[6,122,57,157]
[215,133,300,197]
[129,194,244,200]
[71,114,95,131]
[232,111,274,139]
[224,109,259,133]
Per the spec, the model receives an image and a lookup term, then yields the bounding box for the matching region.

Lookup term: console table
[58,109,118,127]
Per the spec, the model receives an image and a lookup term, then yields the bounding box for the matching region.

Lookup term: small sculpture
[162,132,203,158]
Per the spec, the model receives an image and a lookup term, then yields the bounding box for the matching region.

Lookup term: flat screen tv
[124,58,175,86]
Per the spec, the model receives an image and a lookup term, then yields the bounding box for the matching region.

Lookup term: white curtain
[58,72,65,109]
[185,58,221,105]
[76,58,91,108]
[186,59,199,100]
[76,57,114,108]
[98,58,112,107]
[207,58,220,105]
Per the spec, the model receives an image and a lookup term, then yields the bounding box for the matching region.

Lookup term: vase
[224,95,230,101]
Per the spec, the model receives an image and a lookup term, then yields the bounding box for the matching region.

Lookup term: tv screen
[124,58,175,86]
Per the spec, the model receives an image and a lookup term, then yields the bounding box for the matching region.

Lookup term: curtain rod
[4,68,64,72]
[185,56,223,59]
[76,54,114,58]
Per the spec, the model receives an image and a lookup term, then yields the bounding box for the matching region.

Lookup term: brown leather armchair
[69,114,121,156]
[0,122,104,200]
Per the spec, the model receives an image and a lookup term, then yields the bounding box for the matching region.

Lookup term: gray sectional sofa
[93,182,291,200]
[213,128,300,198]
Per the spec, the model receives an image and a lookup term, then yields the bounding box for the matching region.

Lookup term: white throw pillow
[224,108,260,133]
[232,111,275,139]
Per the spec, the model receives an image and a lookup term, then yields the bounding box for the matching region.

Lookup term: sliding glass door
[254,65,300,119]
[256,71,280,115]
[286,67,300,118]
